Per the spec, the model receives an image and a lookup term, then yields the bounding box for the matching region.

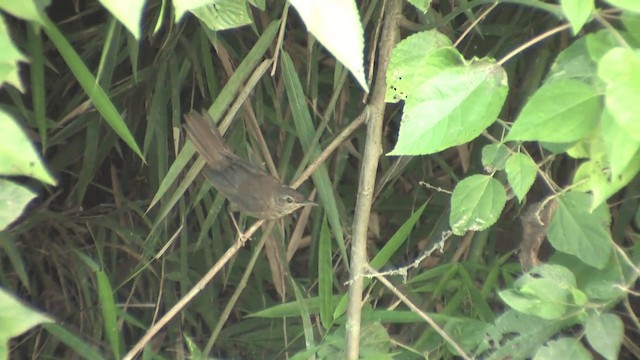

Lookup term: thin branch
[345,0,400,358]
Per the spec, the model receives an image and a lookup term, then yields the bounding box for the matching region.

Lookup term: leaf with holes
[390,59,507,155]
[450,175,506,235]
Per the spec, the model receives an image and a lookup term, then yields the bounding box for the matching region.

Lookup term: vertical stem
[345,1,400,358]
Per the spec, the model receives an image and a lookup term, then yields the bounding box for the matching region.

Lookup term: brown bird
[184,111,315,219]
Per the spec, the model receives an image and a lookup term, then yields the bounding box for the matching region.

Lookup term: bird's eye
[286,196,294,204]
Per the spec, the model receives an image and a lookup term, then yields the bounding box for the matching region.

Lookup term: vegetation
[0,0,639,359]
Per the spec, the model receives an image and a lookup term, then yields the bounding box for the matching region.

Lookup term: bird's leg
[227,205,249,245]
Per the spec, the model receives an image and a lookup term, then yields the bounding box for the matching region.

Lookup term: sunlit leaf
[507,79,602,143]
[0,110,56,185]
[289,0,368,91]
[390,60,507,155]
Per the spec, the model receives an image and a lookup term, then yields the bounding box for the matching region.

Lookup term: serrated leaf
[505,153,537,201]
[390,60,507,155]
[585,313,623,360]
[598,47,640,140]
[561,0,594,34]
[507,79,602,143]
[289,0,368,91]
[385,30,460,102]
[0,180,37,231]
[0,110,56,185]
[98,0,145,39]
[450,175,506,235]
[190,0,252,30]
[547,191,612,269]
[481,143,510,172]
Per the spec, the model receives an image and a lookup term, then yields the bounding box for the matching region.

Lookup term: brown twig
[345,0,400,358]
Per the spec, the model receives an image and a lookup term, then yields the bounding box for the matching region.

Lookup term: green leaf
[534,337,592,360]
[43,323,106,359]
[97,271,120,358]
[0,17,28,91]
[505,153,537,201]
[40,15,144,159]
[547,191,612,269]
[597,47,640,140]
[390,60,507,155]
[0,0,49,23]
[385,30,460,103]
[499,264,579,320]
[575,158,640,211]
[585,313,623,360]
[408,0,430,12]
[0,110,56,185]
[450,175,506,235]
[0,180,37,231]
[0,288,53,347]
[605,0,640,12]
[621,11,640,44]
[191,0,252,30]
[289,0,368,91]
[318,217,333,329]
[561,0,594,34]
[481,143,510,172]
[98,0,145,39]
[173,0,213,21]
[506,79,602,143]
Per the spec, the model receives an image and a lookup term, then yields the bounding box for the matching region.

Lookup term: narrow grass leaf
[43,323,106,360]
[96,270,121,358]
[318,216,334,329]
[282,51,346,260]
[40,15,143,159]
[290,278,316,349]
[26,25,47,150]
